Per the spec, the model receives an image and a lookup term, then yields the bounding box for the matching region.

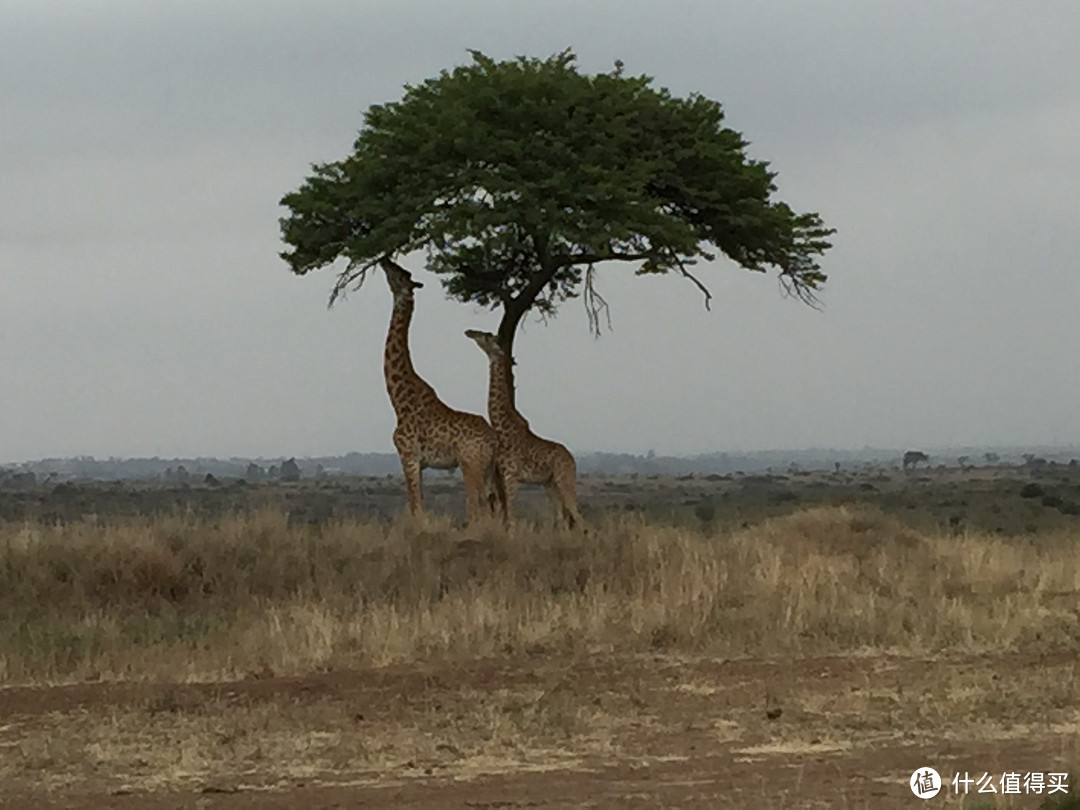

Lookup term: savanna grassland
[2,466,1080,808]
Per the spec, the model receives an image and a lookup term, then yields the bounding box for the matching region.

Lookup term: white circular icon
[910,767,941,798]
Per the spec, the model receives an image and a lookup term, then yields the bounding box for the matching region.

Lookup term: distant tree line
[3,448,1078,483]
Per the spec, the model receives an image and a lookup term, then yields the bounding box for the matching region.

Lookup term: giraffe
[380,259,502,521]
[464,329,584,530]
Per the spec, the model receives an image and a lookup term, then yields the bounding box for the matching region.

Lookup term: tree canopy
[279,49,834,349]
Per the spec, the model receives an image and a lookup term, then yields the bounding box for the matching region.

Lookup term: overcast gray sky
[2,0,1078,462]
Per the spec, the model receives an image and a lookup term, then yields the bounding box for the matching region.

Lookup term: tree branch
[671,254,713,312]
[328,258,377,308]
[583,264,612,337]
[497,231,558,349]
[556,250,653,266]
[563,248,715,313]
[778,273,823,310]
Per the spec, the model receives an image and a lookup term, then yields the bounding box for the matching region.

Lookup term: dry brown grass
[4,503,1080,805]
[1,505,1078,685]
[0,675,619,794]
[2,653,1077,800]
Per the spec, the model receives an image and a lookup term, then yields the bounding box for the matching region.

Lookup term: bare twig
[583,264,612,337]
[778,272,823,311]
[564,250,652,266]
[671,254,713,311]
[328,259,375,308]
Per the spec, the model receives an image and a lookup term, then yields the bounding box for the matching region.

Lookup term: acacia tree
[280,50,834,355]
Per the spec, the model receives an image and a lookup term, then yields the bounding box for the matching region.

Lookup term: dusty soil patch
[2,652,1077,808]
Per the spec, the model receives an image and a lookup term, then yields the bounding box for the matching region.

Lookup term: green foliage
[1021,483,1045,499]
[280,49,834,336]
[1042,493,1064,509]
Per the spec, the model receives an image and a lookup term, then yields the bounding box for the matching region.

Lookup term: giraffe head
[380,258,423,302]
[464,329,504,359]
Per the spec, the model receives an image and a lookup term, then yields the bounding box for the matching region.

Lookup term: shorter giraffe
[464,329,584,529]
[381,260,502,521]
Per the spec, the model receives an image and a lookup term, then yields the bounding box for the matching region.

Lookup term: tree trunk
[496,295,530,410]
[495,242,558,408]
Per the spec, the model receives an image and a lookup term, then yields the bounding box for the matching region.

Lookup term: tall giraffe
[464,329,584,529]
[380,259,502,521]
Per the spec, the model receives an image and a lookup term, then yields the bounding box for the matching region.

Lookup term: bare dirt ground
[3,651,1077,809]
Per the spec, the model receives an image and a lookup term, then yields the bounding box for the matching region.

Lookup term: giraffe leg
[501,471,520,525]
[553,455,584,531]
[542,480,578,530]
[561,490,585,532]
[486,461,509,522]
[543,482,562,527]
[460,462,487,523]
[399,453,423,516]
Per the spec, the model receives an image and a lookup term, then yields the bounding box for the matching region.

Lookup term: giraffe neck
[384,296,426,413]
[487,351,527,434]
